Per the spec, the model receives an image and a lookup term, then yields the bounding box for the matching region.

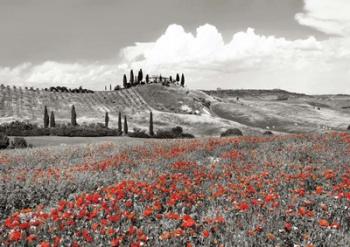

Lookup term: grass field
[1,132,350,246]
[9,136,157,148]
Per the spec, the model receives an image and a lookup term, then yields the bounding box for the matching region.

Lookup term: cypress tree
[105,112,109,128]
[159,75,163,82]
[149,111,154,136]
[105,85,107,91]
[138,69,143,82]
[130,70,134,85]
[71,105,77,126]
[181,74,185,87]
[43,106,49,128]
[118,112,122,134]
[176,73,180,82]
[110,84,112,91]
[170,76,173,82]
[50,111,56,128]
[123,74,127,88]
[124,115,128,135]
[146,74,149,83]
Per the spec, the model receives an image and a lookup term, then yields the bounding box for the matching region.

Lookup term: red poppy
[202,230,210,238]
[9,230,22,241]
[319,219,329,228]
[40,241,50,247]
[182,215,196,228]
[284,222,292,232]
[238,202,249,212]
[27,234,37,243]
[143,207,153,217]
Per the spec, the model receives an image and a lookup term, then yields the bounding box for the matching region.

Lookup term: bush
[180,133,195,139]
[155,130,177,139]
[263,131,273,136]
[0,133,9,149]
[128,128,150,138]
[154,126,194,139]
[10,137,28,149]
[171,126,183,136]
[220,128,243,137]
[347,125,350,130]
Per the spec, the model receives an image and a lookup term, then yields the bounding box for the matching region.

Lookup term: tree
[181,73,185,87]
[149,111,154,136]
[105,112,109,128]
[176,73,180,82]
[123,74,128,88]
[170,76,173,82]
[159,75,163,82]
[146,74,149,83]
[71,105,77,126]
[118,112,122,133]
[44,106,49,128]
[124,115,128,134]
[50,111,56,128]
[105,86,107,91]
[130,70,134,85]
[138,69,143,83]
[110,84,112,91]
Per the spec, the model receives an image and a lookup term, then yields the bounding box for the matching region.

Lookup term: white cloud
[295,0,350,36]
[1,0,350,94]
[0,61,120,90]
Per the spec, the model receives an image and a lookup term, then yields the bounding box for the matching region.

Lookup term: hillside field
[2,84,350,139]
[1,132,350,246]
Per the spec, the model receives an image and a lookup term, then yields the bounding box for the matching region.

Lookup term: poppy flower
[143,207,153,217]
[182,215,196,228]
[202,230,210,238]
[9,230,22,241]
[238,202,249,212]
[40,241,50,247]
[284,222,292,232]
[319,219,329,228]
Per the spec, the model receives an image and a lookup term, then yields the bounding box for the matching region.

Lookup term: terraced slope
[0,86,152,126]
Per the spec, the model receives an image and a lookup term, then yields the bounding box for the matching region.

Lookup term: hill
[1,84,350,136]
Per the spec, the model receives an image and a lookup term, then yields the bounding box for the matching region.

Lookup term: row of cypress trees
[43,106,157,137]
[43,106,56,128]
[43,105,132,135]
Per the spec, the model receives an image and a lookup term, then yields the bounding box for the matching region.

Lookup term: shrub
[220,128,243,137]
[0,133,9,149]
[181,133,195,139]
[155,126,194,139]
[263,131,273,135]
[10,137,28,149]
[155,130,177,139]
[128,128,150,138]
[171,126,183,136]
[347,125,350,130]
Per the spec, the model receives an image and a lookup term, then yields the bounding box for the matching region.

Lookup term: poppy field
[0,133,350,246]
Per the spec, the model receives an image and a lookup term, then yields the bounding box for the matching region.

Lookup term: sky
[0,0,349,94]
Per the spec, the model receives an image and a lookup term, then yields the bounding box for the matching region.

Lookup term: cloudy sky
[0,0,349,94]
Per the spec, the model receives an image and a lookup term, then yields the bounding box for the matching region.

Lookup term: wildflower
[284,222,292,232]
[319,219,329,228]
[143,207,153,217]
[203,230,210,238]
[9,230,22,241]
[182,215,196,228]
[40,241,50,247]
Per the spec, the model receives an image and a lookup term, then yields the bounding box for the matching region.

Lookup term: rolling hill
[1,84,350,136]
